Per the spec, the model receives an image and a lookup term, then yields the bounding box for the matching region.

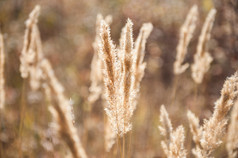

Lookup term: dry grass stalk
[191,9,216,84]
[88,14,112,104]
[121,19,134,134]
[174,5,198,75]
[159,105,187,158]
[104,117,117,152]
[20,6,87,158]
[0,32,5,109]
[187,110,202,149]
[133,23,153,104]
[99,20,122,136]
[226,100,238,158]
[89,14,116,152]
[41,59,87,158]
[188,72,238,157]
[99,19,152,136]
[20,5,44,90]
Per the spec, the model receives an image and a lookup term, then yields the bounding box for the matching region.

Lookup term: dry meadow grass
[0,0,238,158]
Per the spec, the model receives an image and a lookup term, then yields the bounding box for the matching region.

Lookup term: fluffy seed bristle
[187,110,201,147]
[132,23,153,108]
[191,9,216,84]
[188,71,238,157]
[99,19,152,137]
[20,6,87,158]
[99,20,123,136]
[40,54,87,158]
[226,101,238,158]
[159,105,173,139]
[88,14,112,104]
[20,5,44,90]
[159,105,186,158]
[174,5,198,75]
[122,19,134,133]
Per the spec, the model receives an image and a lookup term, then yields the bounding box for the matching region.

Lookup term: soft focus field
[0,0,238,157]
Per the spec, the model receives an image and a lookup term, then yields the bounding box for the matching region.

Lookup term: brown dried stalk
[191,9,216,84]
[0,32,5,109]
[121,19,134,133]
[99,19,152,136]
[20,6,87,158]
[188,71,238,158]
[174,5,198,75]
[88,14,112,104]
[226,100,238,158]
[159,105,187,158]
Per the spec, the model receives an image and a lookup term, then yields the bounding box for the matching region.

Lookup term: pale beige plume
[88,14,112,104]
[99,19,153,136]
[159,105,187,158]
[191,9,216,84]
[21,6,87,158]
[188,71,238,157]
[174,5,198,75]
[20,5,44,90]
[226,100,238,158]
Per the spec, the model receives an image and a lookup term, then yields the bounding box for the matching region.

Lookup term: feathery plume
[159,105,173,140]
[188,72,238,157]
[89,14,117,152]
[99,19,152,136]
[132,23,153,108]
[121,19,134,133]
[191,9,216,84]
[41,59,86,158]
[99,20,123,135]
[174,5,198,75]
[20,6,87,158]
[187,110,201,147]
[226,100,238,158]
[88,14,112,104]
[0,32,5,109]
[20,5,44,90]
[159,105,187,158]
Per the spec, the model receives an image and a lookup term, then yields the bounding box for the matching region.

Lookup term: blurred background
[0,0,238,157]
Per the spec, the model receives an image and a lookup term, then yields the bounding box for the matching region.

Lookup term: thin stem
[103,112,106,158]
[170,75,179,106]
[117,135,122,158]
[18,80,26,158]
[194,83,198,102]
[122,134,125,158]
[128,130,132,158]
[0,111,4,158]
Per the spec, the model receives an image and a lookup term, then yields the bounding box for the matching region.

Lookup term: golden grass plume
[99,19,152,136]
[88,14,112,104]
[226,100,238,158]
[159,105,187,158]
[174,5,198,75]
[191,9,216,84]
[20,5,87,158]
[188,71,238,157]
